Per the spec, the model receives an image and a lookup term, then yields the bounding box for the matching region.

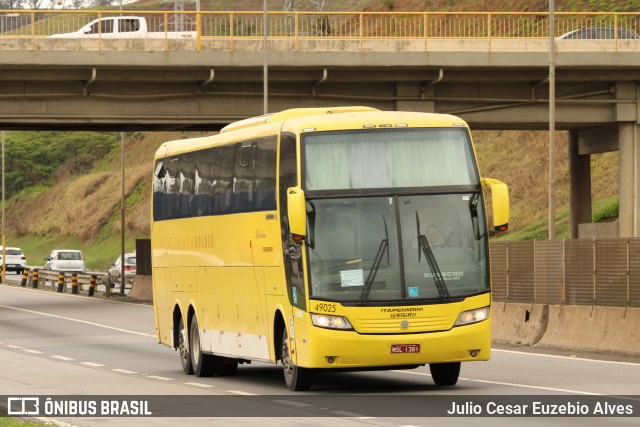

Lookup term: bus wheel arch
[275,311,313,391]
[273,311,286,363]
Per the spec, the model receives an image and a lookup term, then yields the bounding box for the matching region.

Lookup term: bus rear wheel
[189,316,216,377]
[429,362,461,386]
[281,329,312,391]
[178,316,193,375]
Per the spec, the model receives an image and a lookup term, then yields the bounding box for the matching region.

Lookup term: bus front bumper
[292,319,491,369]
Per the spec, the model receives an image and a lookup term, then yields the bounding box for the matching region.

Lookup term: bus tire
[429,362,460,386]
[190,316,215,377]
[281,328,312,391]
[217,361,238,377]
[178,316,193,375]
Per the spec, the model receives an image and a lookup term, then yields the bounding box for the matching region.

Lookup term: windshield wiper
[359,216,389,304]
[416,211,450,302]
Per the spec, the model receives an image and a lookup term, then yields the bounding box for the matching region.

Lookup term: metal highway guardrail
[17,267,133,297]
[1,10,640,52]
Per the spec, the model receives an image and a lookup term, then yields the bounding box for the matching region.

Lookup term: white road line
[274,400,313,408]
[493,348,640,366]
[145,375,173,381]
[112,368,138,374]
[51,355,75,361]
[227,390,257,395]
[6,344,23,349]
[184,382,214,388]
[332,411,375,418]
[82,362,104,367]
[0,304,156,338]
[393,369,602,395]
[23,349,42,354]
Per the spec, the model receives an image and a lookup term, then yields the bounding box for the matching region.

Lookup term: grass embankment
[5,132,188,270]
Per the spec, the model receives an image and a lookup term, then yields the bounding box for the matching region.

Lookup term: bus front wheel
[429,362,461,386]
[281,329,312,391]
[178,316,193,375]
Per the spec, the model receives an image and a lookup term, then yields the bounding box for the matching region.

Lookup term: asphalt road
[0,284,639,427]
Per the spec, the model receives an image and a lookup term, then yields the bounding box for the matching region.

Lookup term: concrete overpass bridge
[1,10,640,239]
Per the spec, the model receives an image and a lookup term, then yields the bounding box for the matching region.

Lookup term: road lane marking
[51,355,75,361]
[6,345,23,349]
[332,411,376,419]
[112,368,138,374]
[227,390,257,395]
[184,382,214,388]
[0,304,155,338]
[274,400,313,407]
[23,349,42,354]
[144,375,173,381]
[493,348,640,366]
[393,369,602,395]
[82,362,104,367]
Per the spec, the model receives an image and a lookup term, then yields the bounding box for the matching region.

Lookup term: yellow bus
[151,106,509,391]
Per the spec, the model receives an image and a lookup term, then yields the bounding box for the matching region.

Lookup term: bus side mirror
[481,177,510,232]
[287,187,307,239]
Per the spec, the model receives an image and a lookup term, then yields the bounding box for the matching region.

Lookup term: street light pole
[263,0,268,114]
[548,1,556,240]
[1,130,5,285]
[120,132,125,296]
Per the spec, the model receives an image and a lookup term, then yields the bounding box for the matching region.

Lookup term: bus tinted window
[153,137,277,221]
[254,139,277,210]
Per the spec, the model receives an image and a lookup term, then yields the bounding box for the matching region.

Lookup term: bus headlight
[454,306,489,326]
[311,313,354,330]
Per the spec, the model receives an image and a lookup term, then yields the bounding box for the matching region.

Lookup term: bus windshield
[306,194,488,303]
[302,127,487,304]
[303,128,478,190]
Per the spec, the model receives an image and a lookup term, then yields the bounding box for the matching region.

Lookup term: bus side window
[233,142,256,212]
[177,154,196,218]
[194,149,216,216]
[254,138,277,211]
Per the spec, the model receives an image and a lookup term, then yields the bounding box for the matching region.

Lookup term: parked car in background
[44,249,87,274]
[0,247,27,275]
[108,252,137,281]
[557,26,640,40]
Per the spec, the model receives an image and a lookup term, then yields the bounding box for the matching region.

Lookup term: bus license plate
[391,344,420,354]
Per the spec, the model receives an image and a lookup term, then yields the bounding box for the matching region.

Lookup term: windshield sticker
[408,287,419,297]
[340,269,364,287]
[425,271,464,281]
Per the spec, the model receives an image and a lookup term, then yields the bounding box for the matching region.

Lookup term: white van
[44,249,87,274]
[0,247,27,275]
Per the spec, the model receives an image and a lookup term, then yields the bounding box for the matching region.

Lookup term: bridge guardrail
[1,10,639,52]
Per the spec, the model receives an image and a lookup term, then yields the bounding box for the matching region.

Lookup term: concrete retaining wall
[493,302,640,356]
[492,302,548,346]
[537,305,640,356]
[128,275,153,302]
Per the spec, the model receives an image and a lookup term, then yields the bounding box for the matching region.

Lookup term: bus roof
[156,107,469,159]
[220,106,380,133]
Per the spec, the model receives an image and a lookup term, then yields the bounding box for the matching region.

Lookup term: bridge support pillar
[569,130,591,239]
[619,122,637,238]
